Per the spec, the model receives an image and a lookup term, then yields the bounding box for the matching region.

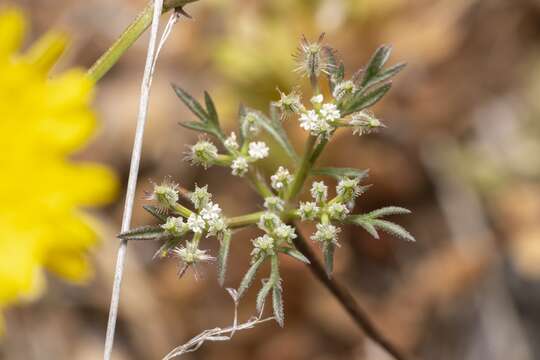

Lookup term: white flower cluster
[298,95,341,138]
[149,178,179,208]
[171,185,227,237]
[251,234,275,258]
[228,138,270,177]
[270,166,293,192]
[187,139,218,169]
[311,223,341,246]
[251,211,297,260]
[298,178,365,246]
[172,241,215,265]
[264,196,285,213]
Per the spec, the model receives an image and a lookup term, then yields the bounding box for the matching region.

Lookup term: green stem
[227,211,265,228]
[87,0,198,82]
[227,210,298,229]
[247,169,274,198]
[285,135,317,201]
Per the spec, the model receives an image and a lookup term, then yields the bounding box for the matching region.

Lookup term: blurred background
[4,0,540,359]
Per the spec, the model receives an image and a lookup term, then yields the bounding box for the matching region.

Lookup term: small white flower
[207,217,226,236]
[311,223,341,245]
[274,223,297,242]
[231,156,249,177]
[310,181,328,203]
[200,202,222,222]
[173,242,215,265]
[264,196,285,213]
[271,166,294,191]
[298,201,320,220]
[332,80,356,100]
[224,132,239,151]
[187,140,218,168]
[336,177,362,202]
[310,94,324,105]
[161,216,188,235]
[258,212,282,233]
[326,202,349,220]
[299,110,320,132]
[149,178,179,208]
[251,234,275,258]
[190,185,211,210]
[320,103,341,123]
[187,214,206,234]
[248,141,270,160]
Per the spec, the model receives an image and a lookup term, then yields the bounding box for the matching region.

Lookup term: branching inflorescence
[118,34,414,328]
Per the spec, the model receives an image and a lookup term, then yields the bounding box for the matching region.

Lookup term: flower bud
[298,201,320,220]
[310,181,328,203]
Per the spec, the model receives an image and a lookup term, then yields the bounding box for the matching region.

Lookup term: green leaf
[322,242,335,277]
[272,283,284,327]
[251,109,299,163]
[367,206,411,218]
[118,225,168,241]
[204,91,219,126]
[217,230,232,286]
[371,219,415,242]
[341,83,392,116]
[172,84,208,122]
[312,167,369,180]
[280,247,310,264]
[256,279,273,313]
[346,215,380,239]
[237,256,265,299]
[364,62,406,89]
[361,45,392,87]
[143,205,168,222]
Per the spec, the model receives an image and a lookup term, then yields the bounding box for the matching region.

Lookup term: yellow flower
[0,9,118,331]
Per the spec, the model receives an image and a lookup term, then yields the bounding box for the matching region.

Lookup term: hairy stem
[87,0,198,82]
[292,227,411,360]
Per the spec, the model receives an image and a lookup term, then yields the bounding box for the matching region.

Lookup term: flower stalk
[87,0,198,82]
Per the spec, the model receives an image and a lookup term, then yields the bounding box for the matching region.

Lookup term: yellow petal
[23,31,68,74]
[0,8,25,59]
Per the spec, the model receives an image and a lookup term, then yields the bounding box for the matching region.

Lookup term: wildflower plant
[119,34,414,328]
